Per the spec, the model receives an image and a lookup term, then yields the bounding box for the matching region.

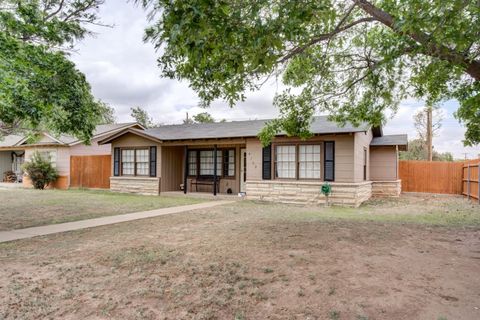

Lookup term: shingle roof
[0,123,140,148]
[370,134,408,146]
[143,116,370,141]
[0,135,24,148]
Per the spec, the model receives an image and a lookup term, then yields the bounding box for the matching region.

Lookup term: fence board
[462,163,480,201]
[70,155,111,189]
[399,160,464,194]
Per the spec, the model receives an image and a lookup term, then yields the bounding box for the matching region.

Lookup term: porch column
[213,144,217,196]
[183,145,188,194]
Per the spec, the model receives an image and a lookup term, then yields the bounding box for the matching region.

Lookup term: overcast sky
[71,0,479,159]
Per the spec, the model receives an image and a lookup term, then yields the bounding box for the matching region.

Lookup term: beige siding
[246,135,355,182]
[69,136,112,156]
[370,146,398,181]
[353,130,373,182]
[110,133,161,177]
[24,146,70,176]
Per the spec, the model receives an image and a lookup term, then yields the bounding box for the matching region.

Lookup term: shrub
[22,151,59,189]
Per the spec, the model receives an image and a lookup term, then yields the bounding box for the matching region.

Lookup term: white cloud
[70,0,480,160]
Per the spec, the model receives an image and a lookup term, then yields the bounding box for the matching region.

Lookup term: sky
[71,0,479,160]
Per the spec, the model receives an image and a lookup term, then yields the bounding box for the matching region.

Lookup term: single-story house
[99,116,407,207]
[0,123,143,189]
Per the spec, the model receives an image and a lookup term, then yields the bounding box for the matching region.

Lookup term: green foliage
[22,151,59,190]
[0,0,107,142]
[140,0,480,145]
[193,112,215,123]
[399,139,454,161]
[130,106,154,128]
[97,102,116,124]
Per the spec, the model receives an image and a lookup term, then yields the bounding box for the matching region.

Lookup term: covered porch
[161,141,246,196]
[0,149,25,184]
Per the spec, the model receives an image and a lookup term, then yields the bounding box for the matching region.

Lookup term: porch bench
[190,176,220,193]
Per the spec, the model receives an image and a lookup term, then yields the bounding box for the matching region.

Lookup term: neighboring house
[99,116,407,207]
[0,123,143,189]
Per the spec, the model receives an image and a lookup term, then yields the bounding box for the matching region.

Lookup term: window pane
[199,150,222,176]
[299,145,321,179]
[122,149,135,175]
[135,149,149,176]
[276,145,296,178]
[188,151,197,176]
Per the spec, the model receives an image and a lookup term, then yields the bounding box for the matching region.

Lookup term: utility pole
[462,153,468,160]
[185,112,189,123]
[426,105,433,161]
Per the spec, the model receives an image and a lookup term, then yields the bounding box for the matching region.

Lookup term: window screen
[121,149,135,175]
[299,145,321,179]
[324,141,335,181]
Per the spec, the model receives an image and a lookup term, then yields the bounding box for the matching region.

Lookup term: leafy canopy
[0,0,109,142]
[131,106,155,128]
[140,0,480,146]
[399,139,454,161]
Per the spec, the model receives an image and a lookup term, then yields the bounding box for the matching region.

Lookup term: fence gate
[463,162,480,203]
[70,155,111,189]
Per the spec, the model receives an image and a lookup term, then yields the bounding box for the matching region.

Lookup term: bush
[22,151,59,189]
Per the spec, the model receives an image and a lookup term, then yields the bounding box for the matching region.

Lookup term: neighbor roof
[0,123,142,148]
[370,134,408,147]
[141,116,371,141]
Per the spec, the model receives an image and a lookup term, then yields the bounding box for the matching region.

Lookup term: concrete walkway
[0,200,235,243]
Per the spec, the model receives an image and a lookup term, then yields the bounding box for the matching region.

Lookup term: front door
[240,148,246,193]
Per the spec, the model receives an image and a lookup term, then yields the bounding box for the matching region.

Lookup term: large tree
[139,0,480,145]
[413,105,443,161]
[0,0,109,142]
[130,106,155,128]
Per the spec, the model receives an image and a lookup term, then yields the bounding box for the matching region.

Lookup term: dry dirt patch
[0,197,479,320]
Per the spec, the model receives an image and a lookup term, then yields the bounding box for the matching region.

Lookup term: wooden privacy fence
[463,162,480,203]
[399,160,465,194]
[70,155,111,189]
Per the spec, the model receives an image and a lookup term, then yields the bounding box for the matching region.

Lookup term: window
[199,150,222,176]
[275,145,296,178]
[223,149,235,177]
[121,148,149,176]
[324,141,335,181]
[37,150,57,167]
[136,149,149,176]
[121,149,135,175]
[363,147,367,181]
[188,150,197,176]
[299,145,321,179]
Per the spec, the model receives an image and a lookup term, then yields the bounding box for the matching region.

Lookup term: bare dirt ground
[0,195,479,320]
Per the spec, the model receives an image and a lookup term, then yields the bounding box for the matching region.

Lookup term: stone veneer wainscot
[110,177,160,196]
[245,180,372,208]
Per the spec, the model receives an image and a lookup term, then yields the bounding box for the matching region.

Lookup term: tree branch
[352,0,480,80]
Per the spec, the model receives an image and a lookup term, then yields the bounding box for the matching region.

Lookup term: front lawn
[0,195,479,319]
[0,189,207,231]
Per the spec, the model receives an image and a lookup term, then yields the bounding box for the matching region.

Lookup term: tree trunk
[426,106,433,161]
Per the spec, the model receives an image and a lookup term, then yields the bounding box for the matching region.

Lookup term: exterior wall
[353,130,373,182]
[0,151,11,178]
[110,176,160,195]
[69,136,112,156]
[370,146,398,181]
[371,180,401,197]
[110,133,162,178]
[245,134,356,183]
[246,180,372,207]
[22,146,70,189]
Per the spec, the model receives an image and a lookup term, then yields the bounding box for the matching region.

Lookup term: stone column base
[110,177,160,195]
[371,180,401,197]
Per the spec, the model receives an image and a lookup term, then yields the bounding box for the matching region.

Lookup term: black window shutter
[324,141,335,181]
[113,147,120,176]
[149,146,157,177]
[223,151,228,177]
[262,145,272,180]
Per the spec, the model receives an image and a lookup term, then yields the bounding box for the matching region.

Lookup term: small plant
[329,310,340,320]
[22,151,58,189]
[321,182,332,206]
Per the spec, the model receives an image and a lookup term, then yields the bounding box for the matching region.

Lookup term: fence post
[467,165,471,200]
[478,163,480,204]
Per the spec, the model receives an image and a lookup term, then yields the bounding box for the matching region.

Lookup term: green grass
[0,188,207,231]
[244,196,480,227]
